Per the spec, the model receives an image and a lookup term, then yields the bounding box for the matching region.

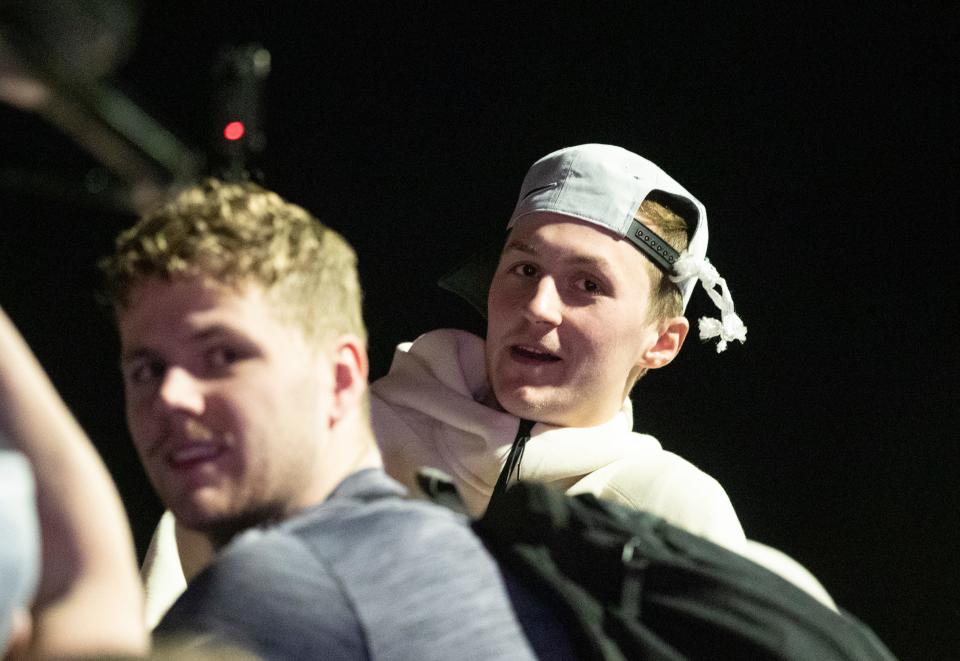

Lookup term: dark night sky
[1,3,957,659]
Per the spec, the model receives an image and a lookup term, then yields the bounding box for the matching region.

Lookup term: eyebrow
[120,324,240,365]
[503,239,539,256]
[194,324,238,343]
[503,239,615,270]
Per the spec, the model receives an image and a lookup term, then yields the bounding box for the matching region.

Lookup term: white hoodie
[370,328,747,551]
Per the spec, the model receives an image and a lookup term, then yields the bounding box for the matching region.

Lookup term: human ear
[640,315,690,369]
[329,334,368,425]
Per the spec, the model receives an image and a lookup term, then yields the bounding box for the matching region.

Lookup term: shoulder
[294,478,539,660]
[375,329,482,376]
[160,474,544,660]
[372,329,487,400]
[297,485,497,581]
[157,524,366,660]
[567,446,746,550]
[401,328,485,357]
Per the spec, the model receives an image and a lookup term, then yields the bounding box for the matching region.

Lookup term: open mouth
[511,345,561,363]
[168,443,226,469]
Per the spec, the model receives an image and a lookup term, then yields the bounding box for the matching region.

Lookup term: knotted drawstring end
[671,253,747,353]
[698,312,747,353]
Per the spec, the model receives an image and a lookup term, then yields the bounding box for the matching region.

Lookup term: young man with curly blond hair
[105,180,567,659]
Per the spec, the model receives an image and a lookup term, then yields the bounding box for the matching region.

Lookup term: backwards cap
[440,144,746,352]
[508,144,746,352]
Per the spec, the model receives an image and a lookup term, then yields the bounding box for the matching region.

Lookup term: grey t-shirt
[156,469,572,660]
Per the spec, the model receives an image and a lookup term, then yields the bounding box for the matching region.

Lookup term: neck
[341,429,384,476]
[290,422,383,514]
[203,426,383,552]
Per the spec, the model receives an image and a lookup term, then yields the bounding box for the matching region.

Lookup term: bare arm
[0,307,148,658]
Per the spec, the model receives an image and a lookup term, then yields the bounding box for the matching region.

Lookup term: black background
[1,4,957,659]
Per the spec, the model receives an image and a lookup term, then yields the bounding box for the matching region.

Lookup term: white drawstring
[671,253,747,353]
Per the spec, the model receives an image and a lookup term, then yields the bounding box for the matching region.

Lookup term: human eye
[205,345,244,371]
[509,263,539,278]
[574,276,605,295]
[124,358,165,387]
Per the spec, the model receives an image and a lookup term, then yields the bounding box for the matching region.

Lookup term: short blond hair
[627,198,689,389]
[636,197,689,322]
[101,179,366,346]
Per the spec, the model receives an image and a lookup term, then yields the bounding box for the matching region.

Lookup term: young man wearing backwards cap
[372,144,834,607]
[372,143,747,533]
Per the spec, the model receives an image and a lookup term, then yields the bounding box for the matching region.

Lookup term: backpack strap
[415,467,467,515]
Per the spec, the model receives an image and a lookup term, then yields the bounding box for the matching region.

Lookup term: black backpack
[420,471,897,660]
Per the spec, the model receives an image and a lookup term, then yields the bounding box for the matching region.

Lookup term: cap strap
[671,253,747,353]
[626,219,679,274]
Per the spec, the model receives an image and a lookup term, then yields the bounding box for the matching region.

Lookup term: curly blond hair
[101,179,366,345]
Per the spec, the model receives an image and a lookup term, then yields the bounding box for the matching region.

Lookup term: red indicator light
[223,121,245,141]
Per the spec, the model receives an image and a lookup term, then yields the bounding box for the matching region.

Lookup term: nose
[157,366,205,416]
[522,277,563,326]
